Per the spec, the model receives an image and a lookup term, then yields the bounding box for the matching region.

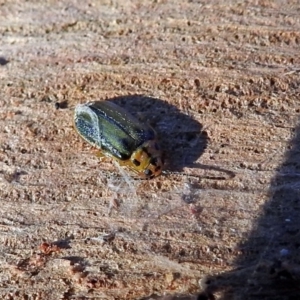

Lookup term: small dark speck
[194,78,201,88]
[55,101,68,109]
[0,57,9,66]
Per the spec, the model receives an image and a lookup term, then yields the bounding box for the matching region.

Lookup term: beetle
[74,101,163,179]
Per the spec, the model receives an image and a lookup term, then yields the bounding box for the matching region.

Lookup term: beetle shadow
[106,94,208,173]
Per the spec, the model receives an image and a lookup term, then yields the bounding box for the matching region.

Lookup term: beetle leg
[95,151,105,158]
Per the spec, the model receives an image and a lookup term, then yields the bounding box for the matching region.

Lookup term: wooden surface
[1,1,300,299]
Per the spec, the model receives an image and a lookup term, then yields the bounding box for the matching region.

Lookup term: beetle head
[130,140,163,179]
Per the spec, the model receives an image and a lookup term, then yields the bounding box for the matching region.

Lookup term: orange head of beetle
[129,139,163,179]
